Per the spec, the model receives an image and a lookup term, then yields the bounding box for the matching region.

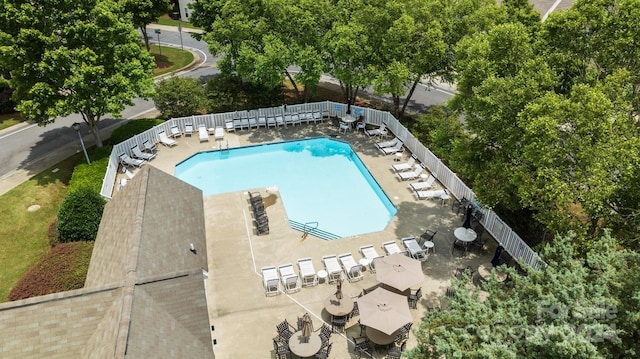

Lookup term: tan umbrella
[301,313,314,342]
[375,253,424,292]
[357,287,412,335]
[335,278,343,300]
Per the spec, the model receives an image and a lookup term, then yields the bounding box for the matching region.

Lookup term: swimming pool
[175,137,397,238]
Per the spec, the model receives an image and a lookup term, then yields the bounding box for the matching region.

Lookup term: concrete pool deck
[115,120,497,358]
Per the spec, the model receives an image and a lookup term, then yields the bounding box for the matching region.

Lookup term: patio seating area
[121,118,500,358]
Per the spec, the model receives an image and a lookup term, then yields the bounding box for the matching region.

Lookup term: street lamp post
[173,11,184,51]
[154,28,162,56]
[72,122,91,165]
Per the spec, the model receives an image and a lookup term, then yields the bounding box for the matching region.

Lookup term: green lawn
[0,112,26,131]
[150,46,195,77]
[154,17,202,31]
[0,154,81,302]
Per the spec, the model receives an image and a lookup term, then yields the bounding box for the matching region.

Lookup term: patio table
[289,331,322,358]
[366,326,399,345]
[454,227,477,242]
[324,293,353,317]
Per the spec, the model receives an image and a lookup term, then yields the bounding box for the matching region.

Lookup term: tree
[119,0,172,51]
[0,0,155,147]
[152,77,208,118]
[407,231,639,358]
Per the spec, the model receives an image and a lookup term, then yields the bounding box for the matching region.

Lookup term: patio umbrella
[375,253,424,292]
[357,287,412,335]
[335,278,343,300]
[463,205,473,229]
[301,312,314,342]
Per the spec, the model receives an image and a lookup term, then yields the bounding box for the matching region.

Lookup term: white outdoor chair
[142,139,157,153]
[184,123,194,137]
[379,140,404,155]
[131,144,155,161]
[119,153,145,168]
[414,189,449,201]
[359,245,383,272]
[339,253,364,282]
[409,174,437,191]
[278,263,301,293]
[402,237,428,262]
[262,266,280,296]
[157,131,177,147]
[382,240,404,256]
[392,155,417,172]
[375,137,400,149]
[170,126,182,138]
[297,257,318,287]
[366,123,387,137]
[322,254,343,284]
[397,164,425,181]
[198,124,209,142]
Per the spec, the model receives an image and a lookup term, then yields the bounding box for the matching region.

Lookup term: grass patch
[8,241,94,300]
[150,46,194,77]
[0,112,26,131]
[154,15,202,30]
[0,154,81,302]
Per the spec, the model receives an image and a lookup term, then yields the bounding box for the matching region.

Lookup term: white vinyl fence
[101,101,544,269]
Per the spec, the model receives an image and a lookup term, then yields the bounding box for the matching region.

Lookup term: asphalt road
[0,26,453,196]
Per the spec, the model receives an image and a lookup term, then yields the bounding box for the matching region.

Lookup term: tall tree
[120,0,172,51]
[0,0,155,147]
[407,231,639,358]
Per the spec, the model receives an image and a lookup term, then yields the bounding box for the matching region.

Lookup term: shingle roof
[0,167,213,358]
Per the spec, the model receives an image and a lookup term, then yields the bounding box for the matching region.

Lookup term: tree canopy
[119,0,172,51]
[0,0,155,147]
[407,231,639,358]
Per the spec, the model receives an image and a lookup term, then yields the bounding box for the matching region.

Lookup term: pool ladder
[218,140,230,153]
[300,222,319,241]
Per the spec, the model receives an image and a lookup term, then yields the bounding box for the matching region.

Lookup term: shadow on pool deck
[117,121,497,358]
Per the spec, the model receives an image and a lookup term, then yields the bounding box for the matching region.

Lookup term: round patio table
[366,326,399,345]
[324,294,353,316]
[454,227,477,242]
[289,331,322,358]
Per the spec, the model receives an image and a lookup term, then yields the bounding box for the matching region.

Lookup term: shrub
[8,241,94,300]
[110,118,164,145]
[67,146,111,193]
[56,187,106,242]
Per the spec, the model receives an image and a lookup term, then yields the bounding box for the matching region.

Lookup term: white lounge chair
[379,140,404,155]
[382,240,404,255]
[275,115,285,127]
[225,119,235,132]
[267,116,277,128]
[170,126,182,138]
[158,131,177,147]
[198,124,209,142]
[257,116,267,128]
[338,253,364,282]
[142,139,157,153]
[184,123,194,137]
[248,117,258,129]
[312,111,322,123]
[214,126,224,140]
[322,254,343,284]
[397,164,424,181]
[119,153,145,168]
[414,189,449,201]
[261,266,280,296]
[392,156,417,172]
[366,123,387,137]
[409,174,437,191]
[375,137,400,149]
[131,144,155,161]
[402,237,428,261]
[278,263,301,293]
[297,258,318,287]
[359,245,383,272]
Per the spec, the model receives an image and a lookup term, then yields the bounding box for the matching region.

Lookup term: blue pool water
[175,138,397,238]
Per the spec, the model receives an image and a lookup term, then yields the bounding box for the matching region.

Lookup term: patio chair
[352,336,372,358]
[397,164,424,181]
[366,123,387,137]
[395,322,413,344]
[248,116,258,129]
[322,254,343,284]
[382,240,404,255]
[198,124,209,142]
[338,252,364,282]
[319,324,332,344]
[297,257,318,287]
[214,126,224,140]
[275,115,285,127]
[414,189,448,201]
[142,139,157,153]
[387,340,407,359]
[184,123,194,137]
[313,111,323,123]
[291,113,301,126]
[408,287,422,309]
[273,338,291,359]
[131,145,155,161]
[257,115,267,128]
[169,126,182,138]
[355,120,367,132]
[157,131,177,147]
[339,121,351,133]
[391,155,417,172]
[375,137,400,149]
[119,153,146,168]
[330,315,347,333]
[261,266,280,296]
[359,245,383,272]
[451,239,468,257]
[266,116,277,128]
[278,263,301,293]
[402,237,428,261]
[225,119,234,132]
[409,174,437,191]
[379,140,404,155]
[315,342,332,358]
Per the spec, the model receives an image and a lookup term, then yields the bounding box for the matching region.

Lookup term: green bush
[110,118,164,145]
[56,187,106,242]
[68,146,112,193]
